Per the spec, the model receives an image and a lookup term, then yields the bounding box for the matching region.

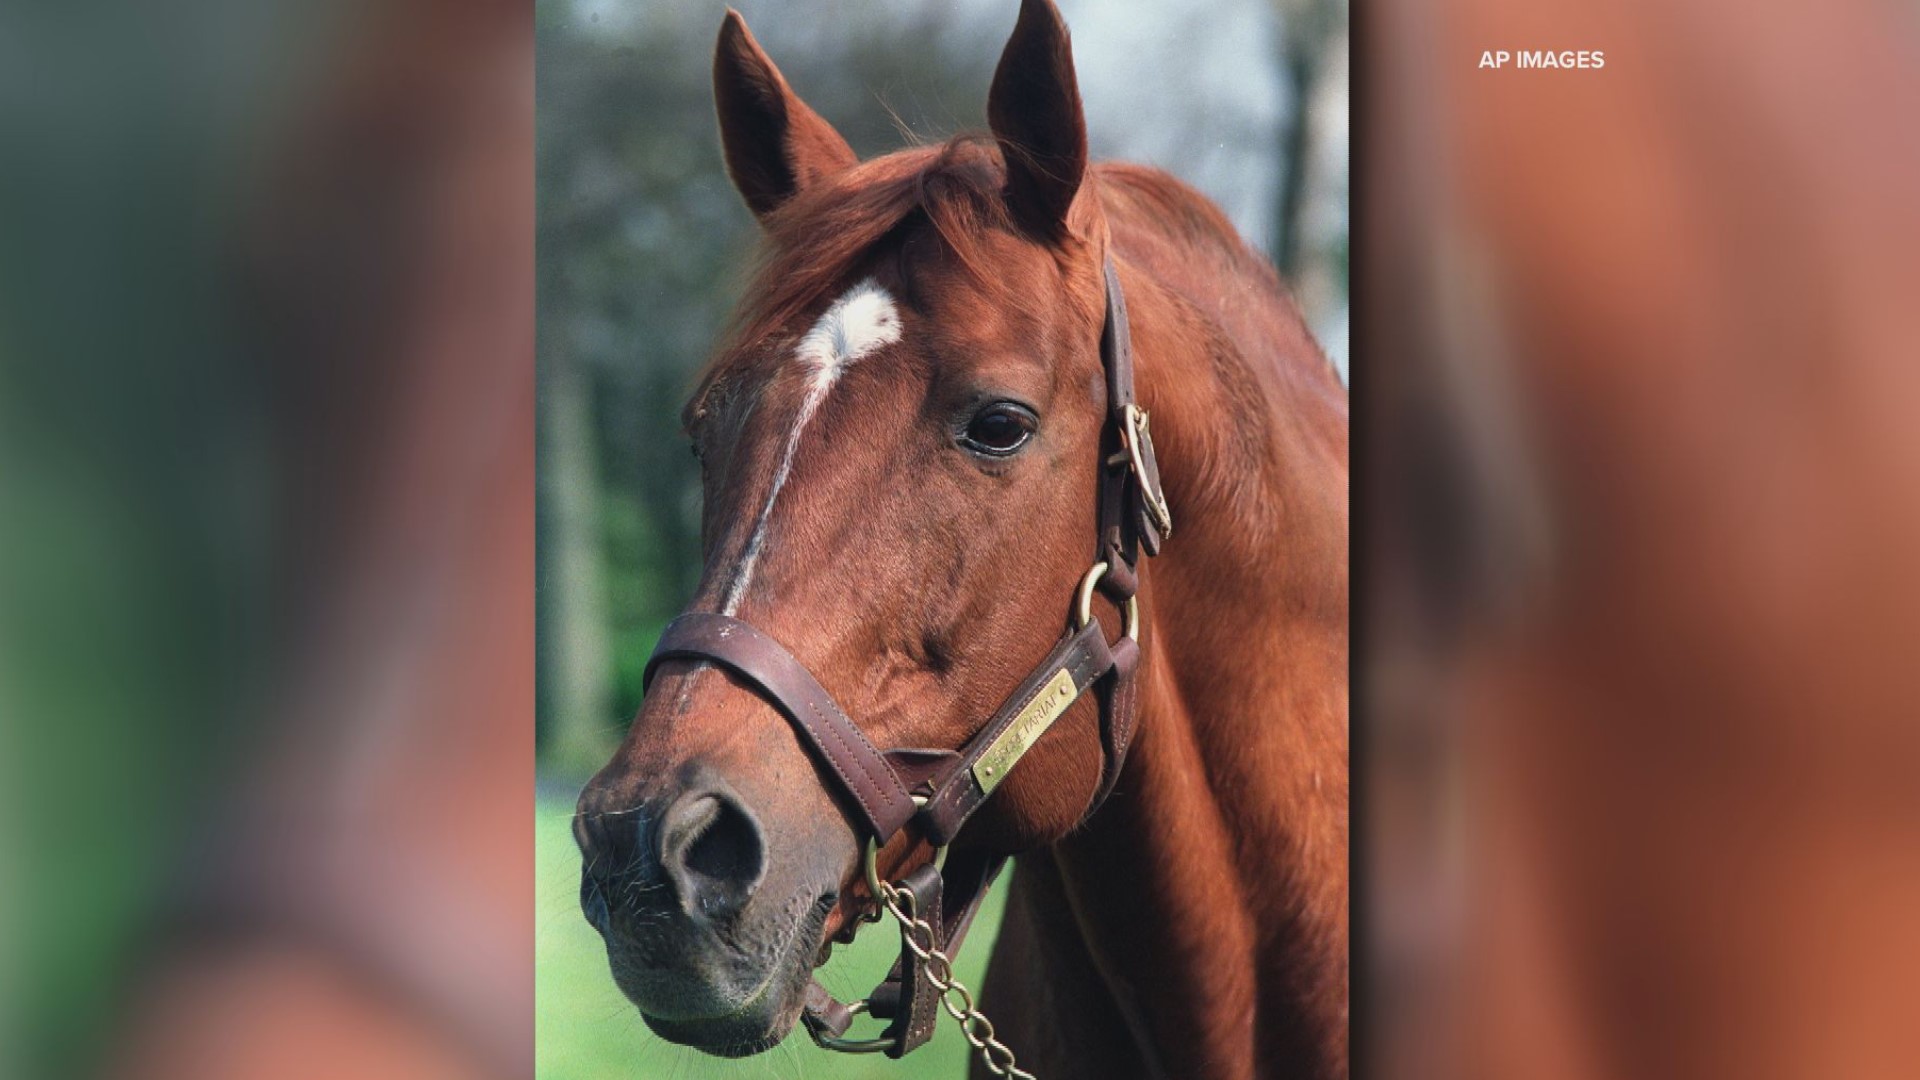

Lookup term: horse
[574,2,1348,1077]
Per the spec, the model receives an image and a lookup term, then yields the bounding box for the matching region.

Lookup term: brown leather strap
[1100,258,1168,559]
[936,851,1009,965]
[919,618,1117,847]
[1093,635,1143,809]
[1103,257,1137,415]
[643,613,918,840]
[878,862,944,1057]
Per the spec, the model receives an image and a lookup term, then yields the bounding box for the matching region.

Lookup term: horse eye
[960,403,1037,457]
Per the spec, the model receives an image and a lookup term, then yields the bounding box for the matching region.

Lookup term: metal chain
[876,880,1037,1080]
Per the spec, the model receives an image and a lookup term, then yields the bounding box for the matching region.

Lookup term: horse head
[574,0,1135,1056]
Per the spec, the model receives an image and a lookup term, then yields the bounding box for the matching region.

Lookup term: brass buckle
[1122,403,1173,538]
[1074,561,1140,640]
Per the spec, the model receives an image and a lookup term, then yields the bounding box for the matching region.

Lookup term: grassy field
[537,787,1007,1079]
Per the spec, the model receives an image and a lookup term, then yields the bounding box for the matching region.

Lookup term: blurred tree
[1272,0,1350,371]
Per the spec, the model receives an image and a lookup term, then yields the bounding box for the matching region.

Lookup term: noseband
[641,258,1169,1073]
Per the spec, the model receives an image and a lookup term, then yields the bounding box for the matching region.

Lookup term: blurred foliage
[0,2,305,1074]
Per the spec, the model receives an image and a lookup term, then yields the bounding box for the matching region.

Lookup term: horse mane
[1091,162,1302,325]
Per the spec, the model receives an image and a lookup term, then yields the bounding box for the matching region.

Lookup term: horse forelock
[680,133,1121,437]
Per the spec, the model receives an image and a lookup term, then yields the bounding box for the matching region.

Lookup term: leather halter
[641,257,1169,1059]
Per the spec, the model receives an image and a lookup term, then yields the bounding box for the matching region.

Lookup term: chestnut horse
[575,2,1347,1077]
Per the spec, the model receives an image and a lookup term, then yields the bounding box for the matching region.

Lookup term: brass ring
[862,836,885,900]
[862,796,946,901]
[809,999,896,1054]
[1074,561,1140,640]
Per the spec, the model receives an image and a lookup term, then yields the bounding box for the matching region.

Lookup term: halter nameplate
[972,667,1081,794]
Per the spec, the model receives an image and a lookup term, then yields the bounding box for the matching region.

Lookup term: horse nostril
[685,797,762,883]
[660,787,766,918]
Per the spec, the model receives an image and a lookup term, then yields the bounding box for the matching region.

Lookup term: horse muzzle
[575,762,850,1055]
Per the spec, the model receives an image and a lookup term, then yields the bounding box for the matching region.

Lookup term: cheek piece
[642,258,1169,1067]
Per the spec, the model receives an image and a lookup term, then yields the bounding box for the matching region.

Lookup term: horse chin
[633,943,812,1058]
[615,889,832,1058]
[640,1001,796,1059]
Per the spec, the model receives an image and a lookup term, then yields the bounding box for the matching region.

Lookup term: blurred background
[3,1,532,1077]
[10,0,1920,1077]
[534,1,1346,1075]
[1365,0,1920,1077]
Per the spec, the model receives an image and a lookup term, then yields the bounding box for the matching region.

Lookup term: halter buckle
[1122,403,1174,539]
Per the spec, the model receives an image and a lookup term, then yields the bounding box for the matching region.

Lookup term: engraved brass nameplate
[972,668,1081,795]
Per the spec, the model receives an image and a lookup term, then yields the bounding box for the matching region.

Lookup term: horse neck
[1037,238,1349,1077]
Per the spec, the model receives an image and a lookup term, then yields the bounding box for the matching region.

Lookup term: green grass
[537,787,1006,1079]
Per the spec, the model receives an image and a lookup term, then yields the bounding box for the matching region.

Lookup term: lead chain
[876,880,1036,1080]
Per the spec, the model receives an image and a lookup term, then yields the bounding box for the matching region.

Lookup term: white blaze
[719,280,902,614]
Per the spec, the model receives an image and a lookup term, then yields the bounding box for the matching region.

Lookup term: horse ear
[713,9,857,219]
[987,0,1088,241]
